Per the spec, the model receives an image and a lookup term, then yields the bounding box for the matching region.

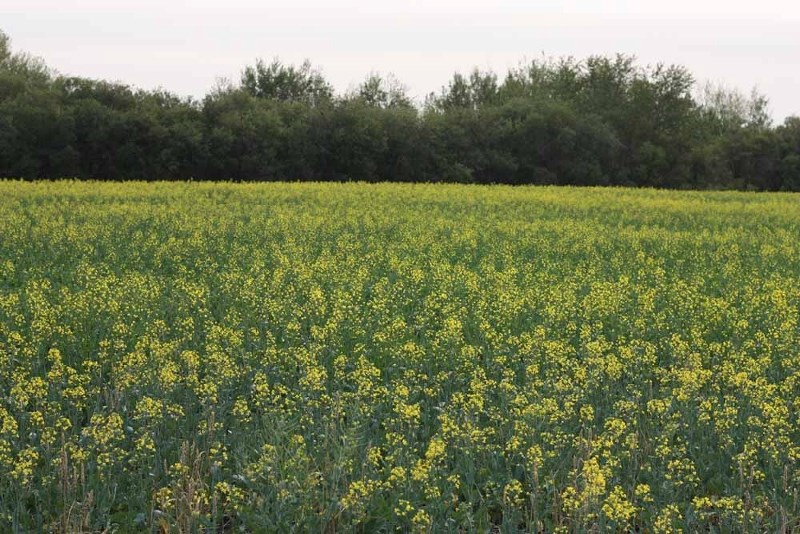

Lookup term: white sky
[3,0,799,120]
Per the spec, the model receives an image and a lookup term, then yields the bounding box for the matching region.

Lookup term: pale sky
[3,0,799,120]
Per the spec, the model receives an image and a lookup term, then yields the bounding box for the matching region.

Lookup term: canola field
[0,181,799,532]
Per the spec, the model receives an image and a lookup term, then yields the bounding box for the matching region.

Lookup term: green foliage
[241,58,332,106]
[0,28,798,189]
[355,72,413,109]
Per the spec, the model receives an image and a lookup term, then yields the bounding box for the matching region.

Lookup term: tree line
[1,30,799,189]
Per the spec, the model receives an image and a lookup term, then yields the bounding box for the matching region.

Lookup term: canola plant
[0,181,798,532]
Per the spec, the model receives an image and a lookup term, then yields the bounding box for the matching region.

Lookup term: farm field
[0,181,799,532]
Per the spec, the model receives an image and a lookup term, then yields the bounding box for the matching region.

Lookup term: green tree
[241,59,332,106]
[355,72,412,109]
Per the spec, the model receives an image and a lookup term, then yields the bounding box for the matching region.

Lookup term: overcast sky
[3,0,798,120]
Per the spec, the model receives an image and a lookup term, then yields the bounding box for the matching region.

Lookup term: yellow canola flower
[602,486,636,523]
[0,182,798,532]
